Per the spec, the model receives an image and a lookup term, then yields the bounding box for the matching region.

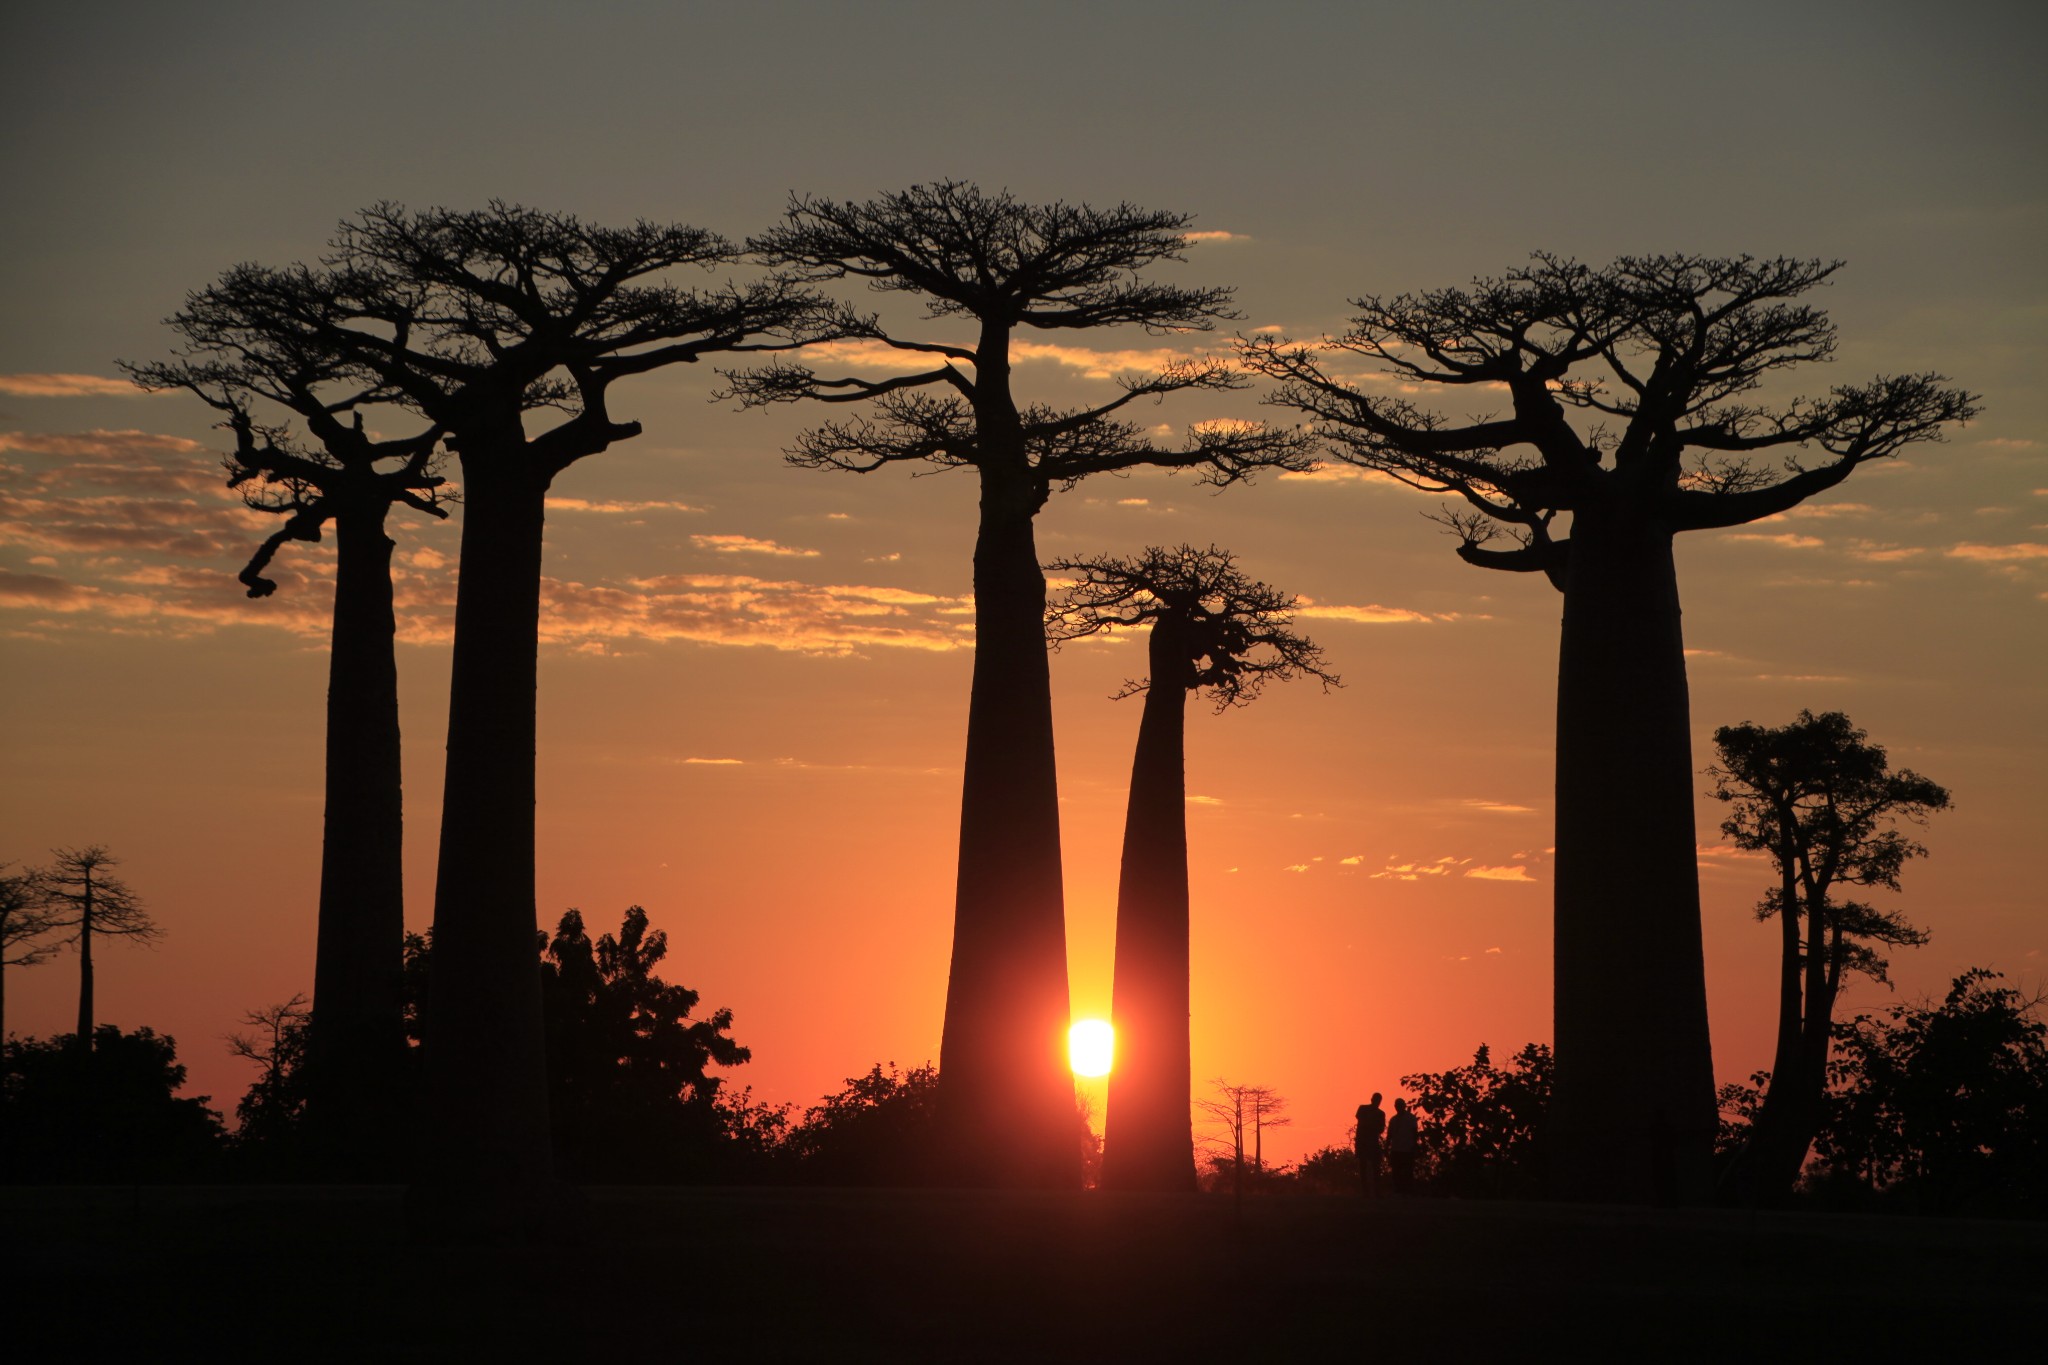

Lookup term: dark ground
[3,1185,2040,1360]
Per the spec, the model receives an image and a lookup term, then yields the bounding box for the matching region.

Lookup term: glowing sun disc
[1069,1019,1115,1077]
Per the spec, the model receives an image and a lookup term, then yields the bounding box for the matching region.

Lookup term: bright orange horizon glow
[1069,1019,1115,1078]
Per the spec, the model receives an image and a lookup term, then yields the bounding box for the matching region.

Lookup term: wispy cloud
[792,337,1214,381]
[1295,598,1437,625]
[1464,799,1535,814]
[1947,542,2048,562]
[0,374,148,398]
[1185,230,1250,243]
[1465,865,1536,883]
[549,496,705,514]
[1724,532,1825,549]
[690,534,820,558]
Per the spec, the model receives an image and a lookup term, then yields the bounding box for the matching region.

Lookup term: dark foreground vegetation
[2,1184,2040,1359]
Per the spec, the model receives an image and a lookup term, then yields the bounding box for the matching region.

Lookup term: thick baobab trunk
[1548,507,1716,1205]
[420,450,554,1191]
[306,500,409,1173]
[938,489,1078,1188]
[1101,617,1197,1192]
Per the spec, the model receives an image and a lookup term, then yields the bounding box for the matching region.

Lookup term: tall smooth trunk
[420,451,553,1190]
[74,881,93,1050]
[937,494,1077,1188]
[305,501,409,1172]
[1548,506,1717,1204]
[1100,618,1196,1191]
[1741,886,1821,1203]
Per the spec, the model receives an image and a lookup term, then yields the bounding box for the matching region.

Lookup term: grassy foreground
[4,1185,2040,1358]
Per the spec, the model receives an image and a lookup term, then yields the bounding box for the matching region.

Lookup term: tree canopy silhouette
[1820,969,2048,1215]
[1709,709,1949,1204]
[538,906,752,1181]
[1243,254,1978,1203]
[1048,545,1334,1191]
[187,203,822,1193]
[2,863,65,1044]
[128,296,449,1172]
[729,182,1314,1185]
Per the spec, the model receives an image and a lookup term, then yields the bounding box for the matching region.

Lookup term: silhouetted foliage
[225,995,313,1172]
[1290,1144,1367,1195]
[1709,710,1949,1204]
[2,1026,224,1182]
[1048,547,1333,1193]
[731,183,1314,1187]
[1400,1044,1554,1198]
[779,1062,942,1186]
[1246,255,1978,1205]
[1,863,65,1043]
[38,846,160,1049]
[538,906,753,1182]
[1815,970,2048,1216]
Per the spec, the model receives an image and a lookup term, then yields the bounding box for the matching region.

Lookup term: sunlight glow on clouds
[0,374,148,398]
[1465,865,1537,883]
[689,534,820,557]
[549,496,705,514]
[1295,598,1437,625]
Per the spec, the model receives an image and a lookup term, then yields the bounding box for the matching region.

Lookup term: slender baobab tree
[1709,710,1948,1204]
[1243,255,1976,1204]
[129,328,446,1171]
[1048,546,1334,1191]
[730,183,1314,1185]
[39,846,159,1051]
[198,203,823,1191]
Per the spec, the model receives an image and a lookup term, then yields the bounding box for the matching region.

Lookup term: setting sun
[1069,1019,1115,1078]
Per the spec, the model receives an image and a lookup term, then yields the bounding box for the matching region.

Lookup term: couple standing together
[1354,1093,1417,1197]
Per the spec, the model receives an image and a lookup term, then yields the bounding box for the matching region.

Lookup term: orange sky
[3,3,2043,1164]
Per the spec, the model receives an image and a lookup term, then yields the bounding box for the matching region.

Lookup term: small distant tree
[1048,546,1334,1192]
[732,183,1315,1186]
[1400,1043,1554,1197]
[38,848,159,1051]
[1818,970,2048,1215]
[1195,1080,1292,1196]
[1246,255,1977,1203]
[1709,710,1949,1205]
[2,864,65,1043]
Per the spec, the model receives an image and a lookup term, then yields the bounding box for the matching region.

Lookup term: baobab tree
[1047,546,1335,1191]
[201,203,823,1190]
[1709,710,1949,1204]
[38,846,159,1051]
[730,183,1315,1185]
[1242,255,1977,1203]
[128,325,446,1170]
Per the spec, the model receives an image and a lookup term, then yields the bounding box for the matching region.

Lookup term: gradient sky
[3,1,2043,1163]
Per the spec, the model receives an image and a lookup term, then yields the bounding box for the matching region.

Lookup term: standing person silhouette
[1387,1097,1420,1194]
[1354,1092,1386,1197]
